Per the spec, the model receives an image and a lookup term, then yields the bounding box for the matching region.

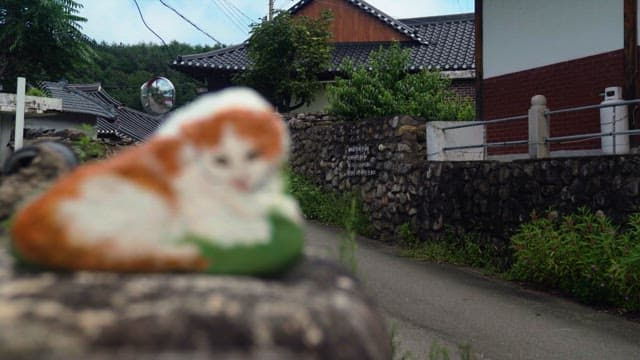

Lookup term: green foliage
[66,41,217,110]
[510,208,640,311]
[234,10,333,112]
[0,0,95,91]
[401,226,500,272]
[285,170,370,273]
[429,342,450,360]
[327,43,474,121]
[72,124,106,162]
[339,198,360,274]
[25,87,46,97]
[390,323,416,360]
[286,171,369,234]
[397,223,419,247]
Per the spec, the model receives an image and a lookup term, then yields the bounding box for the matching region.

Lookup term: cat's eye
[214,155,229,166]
[246,150,260,161]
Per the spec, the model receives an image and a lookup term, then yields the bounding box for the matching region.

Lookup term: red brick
[483,50,625,155]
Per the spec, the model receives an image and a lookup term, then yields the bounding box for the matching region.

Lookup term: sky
[77,0,474,46]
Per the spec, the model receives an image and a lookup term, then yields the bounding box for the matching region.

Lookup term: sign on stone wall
[346,145,376,177]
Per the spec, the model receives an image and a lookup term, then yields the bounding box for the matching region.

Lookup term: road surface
[304,222,640,359]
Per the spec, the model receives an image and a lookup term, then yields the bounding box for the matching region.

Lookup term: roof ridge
[400,12,474,25]
[288,0,427,44]
[64,85,118,118]
[176,44,244,62]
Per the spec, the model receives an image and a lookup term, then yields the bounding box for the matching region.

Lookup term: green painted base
[182,212,304,276]
[8,213,304,276]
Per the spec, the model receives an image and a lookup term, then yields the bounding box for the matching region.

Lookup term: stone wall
[420,156,640,253]
[288,114,640,252]
[288,113,426,239]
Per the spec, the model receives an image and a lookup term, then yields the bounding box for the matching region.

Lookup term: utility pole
[268,0,274,20]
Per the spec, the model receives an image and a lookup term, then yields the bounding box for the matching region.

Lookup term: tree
[0,0,95,91]
[66,41,219,110]
[234,10,333,112]
[327,43,475,121]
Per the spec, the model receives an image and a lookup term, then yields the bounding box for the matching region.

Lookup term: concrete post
[15,77,25,151]
[528,95,550,159]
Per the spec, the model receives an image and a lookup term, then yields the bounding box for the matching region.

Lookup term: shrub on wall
[327,42,474,121]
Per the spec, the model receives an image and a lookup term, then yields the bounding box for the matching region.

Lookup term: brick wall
[483,50,625,155]
[450,79,476,103]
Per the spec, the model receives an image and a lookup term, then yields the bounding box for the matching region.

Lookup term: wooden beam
[0,94,62,114]
[624,0,638,145]
[624,0,637,101]
[475,0,483,120]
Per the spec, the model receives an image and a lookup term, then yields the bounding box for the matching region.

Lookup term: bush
[510,208,640,311]
[26,87,46,97]
[285,170,369,235]
[72,124,106,162]
[327,42,474,121]
[400,225,502,272]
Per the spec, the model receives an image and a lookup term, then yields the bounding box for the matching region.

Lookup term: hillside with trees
[1,0,220,111]
[65,41,220,111]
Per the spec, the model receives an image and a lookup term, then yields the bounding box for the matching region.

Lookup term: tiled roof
[171,13,475,76]
[289,0,426,44]
[400,13,475,71]
[176,44,250,71]
[41,81,116,119]
[41,82,162,142]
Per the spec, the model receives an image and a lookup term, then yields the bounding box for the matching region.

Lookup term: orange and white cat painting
[10,87,304,275]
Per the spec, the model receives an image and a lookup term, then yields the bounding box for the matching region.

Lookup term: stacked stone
[420,155,640,253]
[288,112,640,254]
[287,113,426,241]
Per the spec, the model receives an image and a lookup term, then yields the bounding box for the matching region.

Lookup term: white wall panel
[484,0,623,78]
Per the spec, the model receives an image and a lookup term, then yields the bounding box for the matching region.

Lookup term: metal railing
[435,96,640,160]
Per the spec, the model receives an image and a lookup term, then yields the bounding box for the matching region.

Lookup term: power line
[158,0,223,45]
[220,0,256,23]
[212,0,250,34]
[132,0,168,47]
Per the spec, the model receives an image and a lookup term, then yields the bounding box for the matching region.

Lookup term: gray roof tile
[171,12,474,75]
[42,82,162,142]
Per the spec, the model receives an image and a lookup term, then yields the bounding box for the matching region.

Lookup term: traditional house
[171,0,475,113]
[37,81,162,141]
[476,0,639,157]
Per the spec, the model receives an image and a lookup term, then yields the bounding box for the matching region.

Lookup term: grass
[285,169,369,274]
[391,322,475,360]
[72,124,106,162]
[398,224,503,274]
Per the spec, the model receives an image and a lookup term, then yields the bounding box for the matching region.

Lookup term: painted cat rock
[10,87,304,275]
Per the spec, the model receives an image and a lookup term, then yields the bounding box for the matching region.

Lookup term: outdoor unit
[600,86,629,154]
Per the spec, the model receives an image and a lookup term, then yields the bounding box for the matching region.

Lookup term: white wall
[25,117,85,130]
[427,121,485,161]
[484,0,623,79]
[290,85,330,114]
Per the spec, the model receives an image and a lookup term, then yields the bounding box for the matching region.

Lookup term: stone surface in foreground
[0,247,390,359]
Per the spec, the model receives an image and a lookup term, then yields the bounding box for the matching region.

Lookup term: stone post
[528,95,549,159]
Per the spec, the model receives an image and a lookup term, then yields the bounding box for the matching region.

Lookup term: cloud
[77,0,473,46]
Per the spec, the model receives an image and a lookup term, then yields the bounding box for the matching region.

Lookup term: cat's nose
[231,178,250,192]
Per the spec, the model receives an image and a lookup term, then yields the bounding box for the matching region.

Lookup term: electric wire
[220,0,256,23]
[132,0,169,48]
[211,0,250,34]
[158,0,223,45]
[218,0,251,32]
